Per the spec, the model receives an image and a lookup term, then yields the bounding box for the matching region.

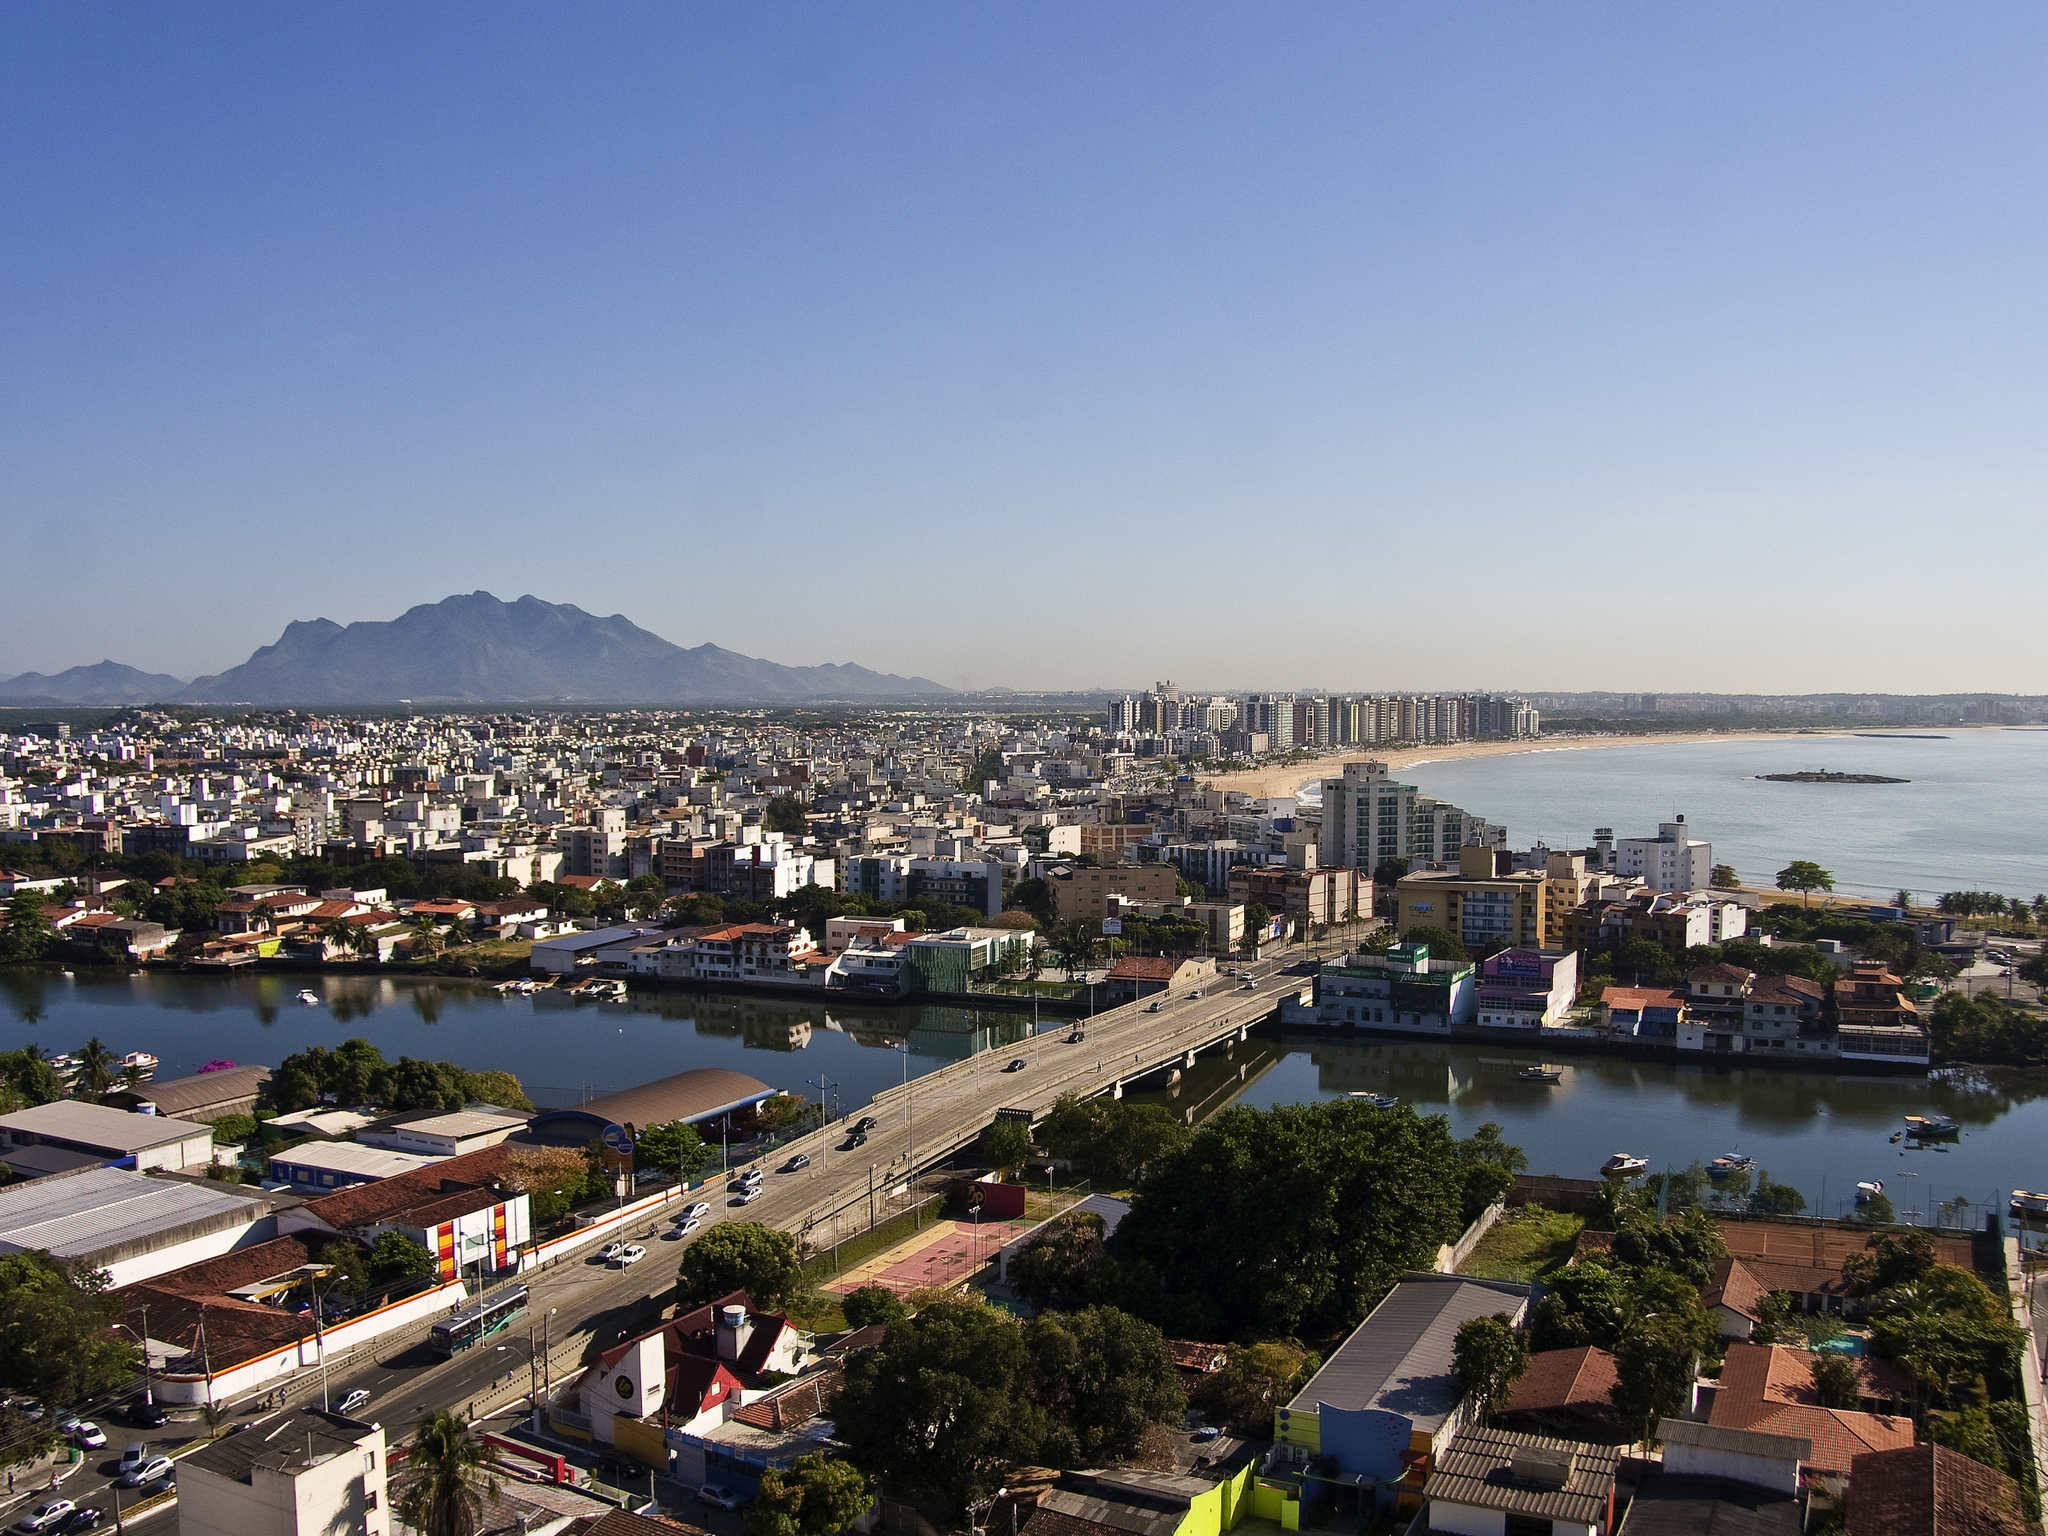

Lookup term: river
[3,968,2041,1229]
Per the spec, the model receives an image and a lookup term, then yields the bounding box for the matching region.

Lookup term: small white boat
[1347,1091,1400,1109]
[1708,1153,1754,1177]
[1602,1152,1649,1177]
[2011,1191,2048,1217]
[297,989,321,1006]
[1519,1066,1564,1084]
[1855,1179,1885,1203]
[119,1051,159,1075]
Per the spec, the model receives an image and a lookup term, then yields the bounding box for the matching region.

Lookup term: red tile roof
[296,1143,519,1232]
[1708,1345,1914,1474]
[1107,956,1179,981]
[1847,1443,2031,1536]
[1501,1346,1620,1414]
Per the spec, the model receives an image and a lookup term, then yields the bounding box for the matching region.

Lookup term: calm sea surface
[1400,727,2048,902]
[4,970,2044,1225]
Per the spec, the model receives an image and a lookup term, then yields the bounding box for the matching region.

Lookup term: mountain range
[0,661,192,707]
[0,593,949,705]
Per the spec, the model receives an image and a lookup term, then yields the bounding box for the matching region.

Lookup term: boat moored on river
[1602,1152,1649,1177]
[1904,1113,1960,1139]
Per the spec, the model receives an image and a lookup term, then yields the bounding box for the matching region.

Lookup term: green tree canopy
[978,1115,1032,1169]
[746,1453,873,1536]
[0,1252,138,1409]
[840,1285,908,1330]
[676,1222,802,1311]
[1194,1340,1314,1437]
[1775,861,1836,904]
[1024,1305,1185,1468]
[1400,925,1469,960]
[1007,1209,1106,1312]
[636,1120,712,1182]
[1104,1097,1472,1339]
[834,1297,1042,1515]
[0,895,57,965]
[394,1411,498,1536]
[763,797,811,839]
[1452,1314,1529,1423]
[1035,1096,1191,1188]
[369,1232,437,1284]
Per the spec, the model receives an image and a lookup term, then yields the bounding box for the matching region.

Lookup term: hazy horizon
[7,6,2046,692]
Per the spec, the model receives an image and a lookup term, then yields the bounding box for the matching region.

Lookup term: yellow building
[1394,846,1548,951]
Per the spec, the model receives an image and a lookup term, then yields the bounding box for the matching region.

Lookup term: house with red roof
[1706,1344,1914,1476]
[577,1292,812,1460]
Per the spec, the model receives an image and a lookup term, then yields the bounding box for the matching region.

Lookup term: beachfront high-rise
[1318,759,1504,872]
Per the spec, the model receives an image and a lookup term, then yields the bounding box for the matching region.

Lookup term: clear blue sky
[6,4,2045,693]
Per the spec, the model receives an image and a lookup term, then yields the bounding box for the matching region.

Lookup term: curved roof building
[526,1067,777,1144]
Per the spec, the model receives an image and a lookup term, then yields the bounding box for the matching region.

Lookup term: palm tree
[393,1412,497,1536]
[75,1036,117,1099]
[324,919,356,960]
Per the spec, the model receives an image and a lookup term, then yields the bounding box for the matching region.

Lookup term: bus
[429,1284,530,1357]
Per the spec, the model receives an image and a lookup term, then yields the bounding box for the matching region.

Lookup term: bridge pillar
[1110,1079,1124,1100]
[1184,1050,1196,1069]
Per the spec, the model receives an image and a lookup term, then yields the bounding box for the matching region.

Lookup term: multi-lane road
[301,950,1303,1440]
[1,946,1326,1525]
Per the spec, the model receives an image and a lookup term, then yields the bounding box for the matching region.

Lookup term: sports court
[824,1216,1031,1297]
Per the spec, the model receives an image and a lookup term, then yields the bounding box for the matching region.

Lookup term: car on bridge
[1003,1058,1027,1072]
[784,1153,811,1172]
[854,1115,878,1132]
[1066,1030,1085,1043]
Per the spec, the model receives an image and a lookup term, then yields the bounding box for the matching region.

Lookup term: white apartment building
[1318,760,1503,872]
[180,1410,387,1536]
[1595,816,1713,892]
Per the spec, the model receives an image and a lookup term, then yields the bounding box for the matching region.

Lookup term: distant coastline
[1202,727,1860,801]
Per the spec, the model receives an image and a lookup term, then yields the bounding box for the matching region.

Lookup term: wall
[1423,1507,1505,1536]
[1435,1204,1506,1274]
[612,1414,670,1471]
[151,1275,469,1405]
[96,1212,276,1289]
[1663,1438,1797,1495]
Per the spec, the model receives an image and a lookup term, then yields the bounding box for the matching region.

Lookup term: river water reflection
[2,969,2041,1229]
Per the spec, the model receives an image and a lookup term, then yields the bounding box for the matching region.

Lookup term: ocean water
[1398,729,2048,902]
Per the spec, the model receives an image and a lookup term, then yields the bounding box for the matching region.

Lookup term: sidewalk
[0,1446,88,1517]
[2000,1235,2048,1531]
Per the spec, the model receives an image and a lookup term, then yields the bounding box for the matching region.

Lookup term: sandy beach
[1199,728,1859,801]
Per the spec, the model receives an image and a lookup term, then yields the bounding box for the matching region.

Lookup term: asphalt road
[304,949,1308,1440]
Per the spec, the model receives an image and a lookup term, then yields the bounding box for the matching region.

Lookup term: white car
[683,1201,711,1220]
[673,1217,702,1238]
[695,1485,741,1511]
[117,1445,149,1474]
[337,1389,371,1416]
[15,1502,73,1534]
[732,1187,761,1206]
[597,1241,626,1264]
[70,1422,106,1450]
[613,1244,647,1267]
[119,1457,174,1488]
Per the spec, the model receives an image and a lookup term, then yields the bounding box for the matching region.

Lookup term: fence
[1437,1202,1507,1274]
